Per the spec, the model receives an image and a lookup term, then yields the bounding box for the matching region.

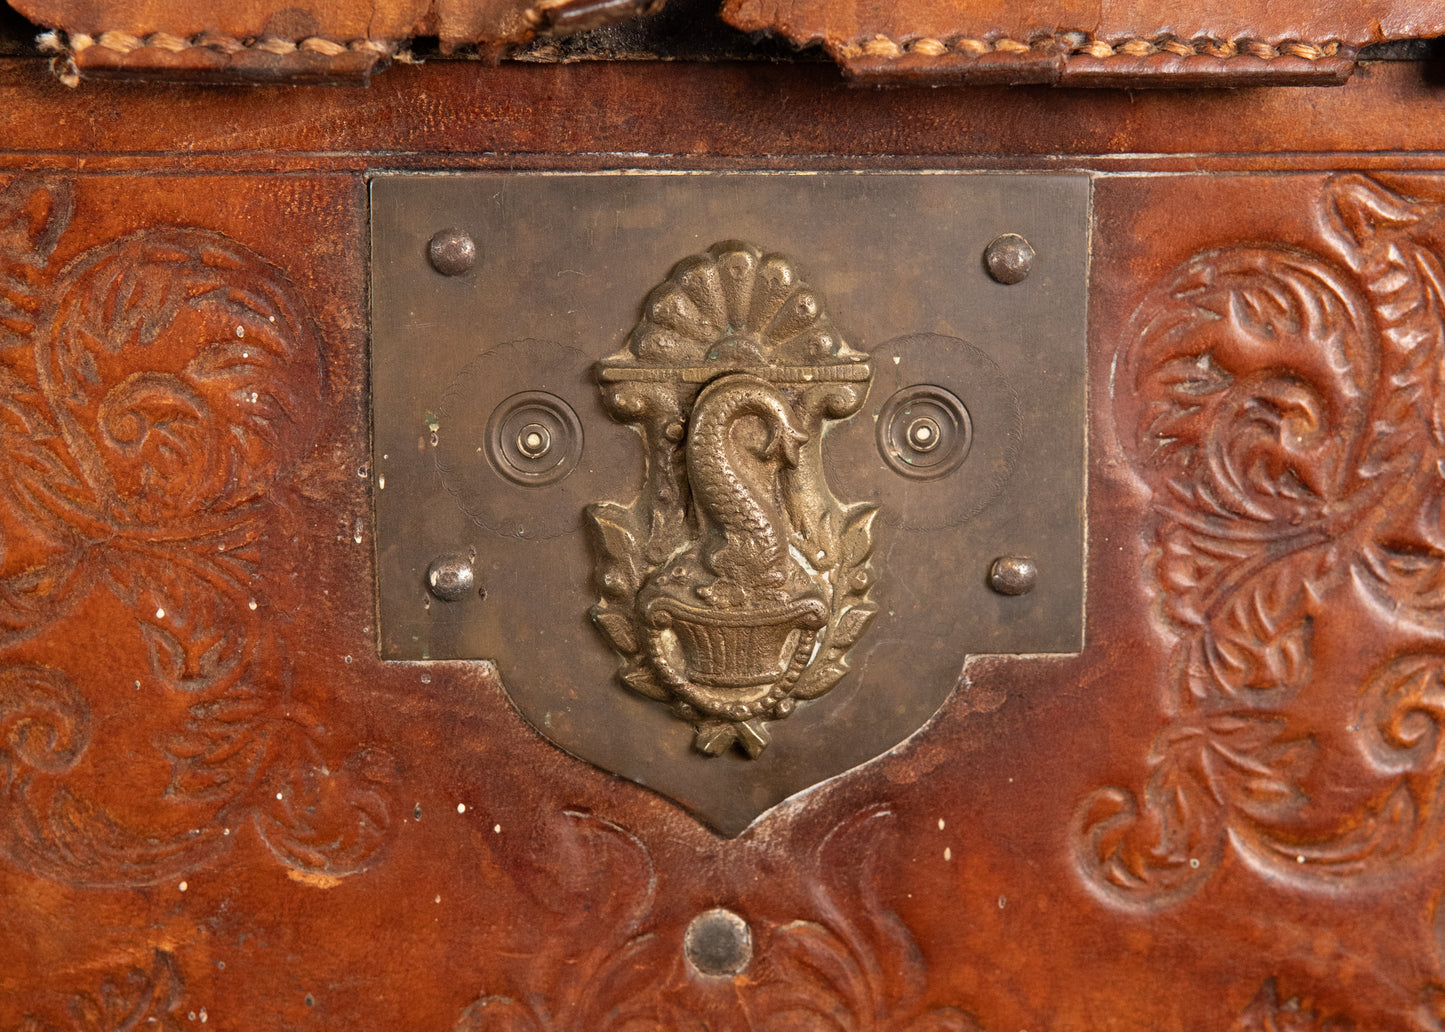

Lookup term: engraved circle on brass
[434,338,611,540]
[486,391,583,486]
[825,333,1020,531]
[877,384,972,480]
[684,908,753,977]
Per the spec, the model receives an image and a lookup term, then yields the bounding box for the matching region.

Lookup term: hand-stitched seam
[835,34,1344,62]
[39,30,396,59]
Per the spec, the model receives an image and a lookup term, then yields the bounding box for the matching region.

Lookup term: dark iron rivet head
[984,234,1035,285]
[427,555,475,602]
[428,228,476,276]
[684,908,752,977]
[989,555,1037,596]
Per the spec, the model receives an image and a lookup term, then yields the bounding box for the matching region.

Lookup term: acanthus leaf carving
[458,806,980,1032]
[0,178,72,354]
[1074,176,1445,914]
[0,174,395,888]
[8,950,186,1032]
[1231,979,1352,1032]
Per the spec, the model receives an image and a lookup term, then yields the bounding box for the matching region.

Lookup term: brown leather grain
[9,0,539,51]
[8,0,1445,84]
[5,52,1445,1032]
[718,0,1445,82]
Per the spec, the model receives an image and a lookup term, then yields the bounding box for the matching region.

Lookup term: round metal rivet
[427,555,475,602]
[906,415,942,453]
[485,391,584,487]
[517,422,552,459]
[684,908,752,977]
[877,384,973,481]
[428,228,476,277]
[984,234,1035,285]
[989,555,1037,596]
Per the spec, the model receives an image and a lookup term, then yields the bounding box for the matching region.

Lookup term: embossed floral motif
[455,806,976,1032]
[0,176,393,887]
[1232,979,1351,1032]
[8,950,186,1032]
[1073,175,1445,908]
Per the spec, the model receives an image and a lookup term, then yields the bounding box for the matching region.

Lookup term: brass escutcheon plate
[371,172,1089,834]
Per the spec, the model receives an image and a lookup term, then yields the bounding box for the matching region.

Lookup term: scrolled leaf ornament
[1075,176,1445,914]
[0,176,396,888]
[587,241,876,758]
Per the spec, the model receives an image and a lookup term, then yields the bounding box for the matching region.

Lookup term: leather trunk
[4,2,1445,1030]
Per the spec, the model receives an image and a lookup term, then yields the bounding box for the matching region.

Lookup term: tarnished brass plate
[370,173,1089,834]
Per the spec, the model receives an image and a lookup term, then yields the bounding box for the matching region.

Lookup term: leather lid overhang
[8,0,1444,85]
[716,0,1443,84]
[9,0,535,44]
[10,0,546,83]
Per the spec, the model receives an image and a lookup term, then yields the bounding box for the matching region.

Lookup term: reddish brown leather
[9,0,529,42]
[10,0,1445,84]
[9,0,669,81]
[718,0,1443,82]
[4,54,1445,1031]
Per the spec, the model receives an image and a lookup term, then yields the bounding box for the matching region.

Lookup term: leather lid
[8,0,1445,84]
[717,0,1443,83]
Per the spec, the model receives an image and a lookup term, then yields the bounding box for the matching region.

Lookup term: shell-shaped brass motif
[587,242,877,758]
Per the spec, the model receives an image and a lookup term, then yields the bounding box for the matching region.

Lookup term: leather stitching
[836,34,1344,62]
[40,30,395,59]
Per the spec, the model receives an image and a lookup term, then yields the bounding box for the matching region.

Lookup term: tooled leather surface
[718,0,1444,82]
[10,0,1445,68]
[718,0,1445,49]
[7,0,539,48]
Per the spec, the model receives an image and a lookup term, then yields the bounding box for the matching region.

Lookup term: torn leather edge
[832,34,1359,86]
[37,30,398,86]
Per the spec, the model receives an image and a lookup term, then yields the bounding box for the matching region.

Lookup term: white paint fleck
[178,881,188,892]
[378,474,386,490]
[242,351,248,359]
[235,325,245,338]
[892,355,901,364]
[1297,855,1306,863]
[493,824,501,834]
[1189,858,1200,868]
[938,818,945,830]
[201,1009,208,1024]
[134,680,141,690]
[457,803,466,814]
[420,673,431,685]
[943,847,952,861]
[276,793,283,800]
[434,894,441,903]
[998,896,1006,909]
[223,828,231,836]
[353,517,364,544]
[248,599,257,611]
[155,607,165,619]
